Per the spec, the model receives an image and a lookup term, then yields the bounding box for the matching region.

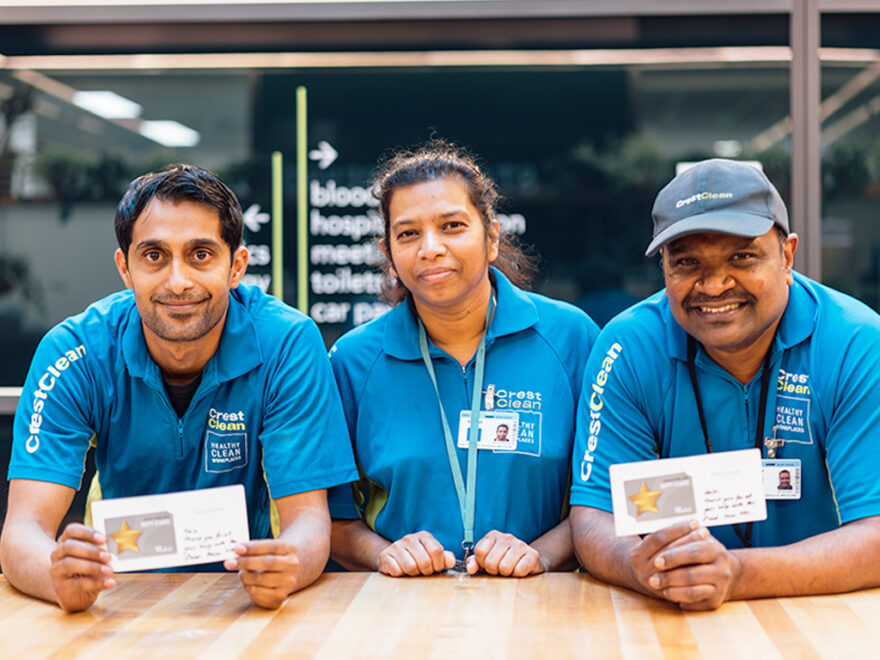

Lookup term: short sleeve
[569,327,663,511]
[9,326,96,489]
[823,322,880,523]
[326,340,365,520]
[259,319,358,499]
[327,483,360,519]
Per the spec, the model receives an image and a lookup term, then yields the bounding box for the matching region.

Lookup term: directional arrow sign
[308,140,338,170]
[242,203,271,233]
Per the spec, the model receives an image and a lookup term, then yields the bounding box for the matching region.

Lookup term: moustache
[683,291,755,307]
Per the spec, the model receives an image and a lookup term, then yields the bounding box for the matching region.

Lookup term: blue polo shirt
[328,269,599,559]
[570,272,880,548]
[10,283,358,541]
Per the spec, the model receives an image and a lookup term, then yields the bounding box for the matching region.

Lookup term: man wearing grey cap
[569,158,880,610]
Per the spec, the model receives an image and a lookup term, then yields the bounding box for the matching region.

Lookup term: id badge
[457,411,519,450]
[762,459,801,500]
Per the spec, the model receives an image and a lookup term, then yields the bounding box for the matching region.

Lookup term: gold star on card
[110,520,143,553]
[629,482,662,516]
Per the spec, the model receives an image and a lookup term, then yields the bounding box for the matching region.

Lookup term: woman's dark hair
[115,163,243,260]
[373,140,537,304]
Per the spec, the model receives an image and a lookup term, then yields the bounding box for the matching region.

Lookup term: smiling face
[385,176,499,313]
[662,229,797,376]
[115,197,248,353]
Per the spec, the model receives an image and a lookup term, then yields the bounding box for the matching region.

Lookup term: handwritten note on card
[610,449,766,537]
[90,485,251,572]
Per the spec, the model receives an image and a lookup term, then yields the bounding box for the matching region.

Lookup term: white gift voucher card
[90,484,251,572]
[609,448,767,537]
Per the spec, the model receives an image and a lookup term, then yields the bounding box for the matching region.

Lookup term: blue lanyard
[417,295,494,559]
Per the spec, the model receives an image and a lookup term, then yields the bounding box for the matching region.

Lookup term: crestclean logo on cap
[675,191,734,208]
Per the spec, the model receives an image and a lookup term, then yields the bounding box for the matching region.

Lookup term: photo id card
[610,448,767,536]
[457,410,518,451]
[90,484,250,572]
[762,458,801,500]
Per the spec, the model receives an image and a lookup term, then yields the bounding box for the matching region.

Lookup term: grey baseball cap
[645,158,789,256]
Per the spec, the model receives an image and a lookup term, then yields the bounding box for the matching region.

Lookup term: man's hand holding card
[609,449,766,610]
[223,537,302,609]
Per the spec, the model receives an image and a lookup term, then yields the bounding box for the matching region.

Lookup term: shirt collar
[665,270,818,362]
[122,288,263,387]
[382,267,540,360]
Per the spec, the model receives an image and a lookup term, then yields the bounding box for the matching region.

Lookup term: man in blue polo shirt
[1,164,357,612]
[570,159,880,610]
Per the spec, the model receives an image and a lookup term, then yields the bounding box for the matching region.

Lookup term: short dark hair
[115,164,243,259]
[373,139,537,304]
[497,424,509,431]
[773,224,789,246]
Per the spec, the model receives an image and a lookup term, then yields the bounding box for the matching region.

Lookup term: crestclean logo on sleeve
[204,408,249,473]
[25,343,87,454]
[580,342,622,483]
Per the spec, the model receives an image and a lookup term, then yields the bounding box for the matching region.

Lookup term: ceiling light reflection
[138,120,200,147]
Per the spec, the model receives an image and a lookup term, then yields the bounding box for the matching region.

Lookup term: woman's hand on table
[378,531,455,576]
[466,530,544,577]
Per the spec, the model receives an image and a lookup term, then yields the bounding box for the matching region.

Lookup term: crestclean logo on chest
[208,408,246,431]
[777,368,810,395]
[493,388,542,410]
[205,408,249,473]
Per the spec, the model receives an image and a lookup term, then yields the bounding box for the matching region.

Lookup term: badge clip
[484,384,495,411]
[447,540,474,577]
[764,427,784,458]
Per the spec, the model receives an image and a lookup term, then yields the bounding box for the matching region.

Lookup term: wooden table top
[2,571,879,658]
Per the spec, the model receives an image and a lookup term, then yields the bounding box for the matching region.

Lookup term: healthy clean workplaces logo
[205,408,249,473]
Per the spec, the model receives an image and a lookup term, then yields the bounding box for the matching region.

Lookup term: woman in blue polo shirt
[328,141,599,576]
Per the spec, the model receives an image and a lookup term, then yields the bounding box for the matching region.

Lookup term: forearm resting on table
[569,506,647,593]
[530,518,579,572]
[274,492,334,593]
[731,516,880,599]
[330,518,390,571]
[1,479,78,605]
[0,517,62,603]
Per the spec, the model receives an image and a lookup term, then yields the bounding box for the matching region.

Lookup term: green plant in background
[575,135,672,193]
[823,143,871,199]
[92,152,134,201]
[34,148,96,222]
[0,83,34,154]
[0,82,35,200]
[749,147,791,195]
[0,251,42,308]
[566,135,676,278]
[33,150,147,221]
